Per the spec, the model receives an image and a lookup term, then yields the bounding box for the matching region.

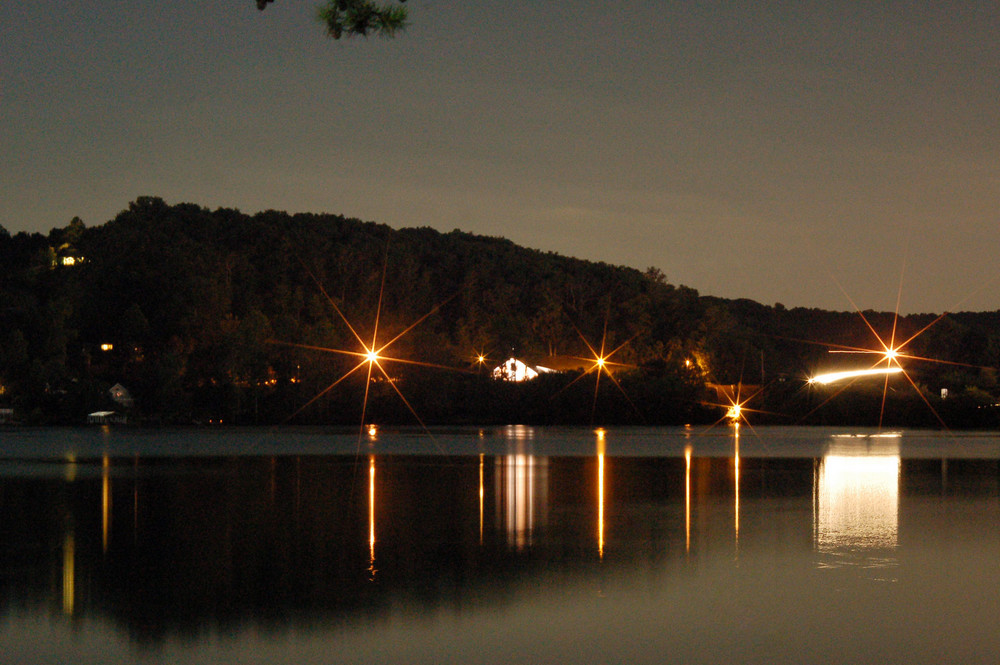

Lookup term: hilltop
[2,198,998,427]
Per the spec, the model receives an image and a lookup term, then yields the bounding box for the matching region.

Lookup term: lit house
[55,243,84,267]
[493,358,541,382]
[491,355,590,382]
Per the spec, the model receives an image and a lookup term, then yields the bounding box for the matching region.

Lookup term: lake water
[3,425,1000,664]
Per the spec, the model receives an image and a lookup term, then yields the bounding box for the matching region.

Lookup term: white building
[492,357,546,382]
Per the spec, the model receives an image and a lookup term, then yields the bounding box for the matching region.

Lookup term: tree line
[2,197,999,427]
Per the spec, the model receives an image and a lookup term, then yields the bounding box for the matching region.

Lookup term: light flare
[270,252,461,450]
[555,311,640,422]
[799,259,988,429]
[809,366,904,385]
[704,381,768,432]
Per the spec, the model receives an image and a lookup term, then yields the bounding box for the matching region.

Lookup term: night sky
[4,1,999,313]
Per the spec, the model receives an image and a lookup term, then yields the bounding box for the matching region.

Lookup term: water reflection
[4,430,1000,664]
[684,446,691,552]
[816,435,901,566]
[62,529,74,615]
[496,425,550,550]
[369,455,377,579]
[733,424,740,550]
[64,454,77,482]
[102,455,111,552]
[597,428,605,559]
[478,453,484,545]
[497,454,548,550]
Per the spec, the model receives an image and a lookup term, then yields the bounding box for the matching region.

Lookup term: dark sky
[3,1,999,313]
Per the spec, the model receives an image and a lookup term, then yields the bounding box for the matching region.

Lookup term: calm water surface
[2,425,1000,664]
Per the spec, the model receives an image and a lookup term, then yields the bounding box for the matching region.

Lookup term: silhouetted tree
[257,0,407,39]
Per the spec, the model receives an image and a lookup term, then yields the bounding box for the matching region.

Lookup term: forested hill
[2,197,999,427]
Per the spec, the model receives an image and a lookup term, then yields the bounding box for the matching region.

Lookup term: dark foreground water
[3,425,1000,664]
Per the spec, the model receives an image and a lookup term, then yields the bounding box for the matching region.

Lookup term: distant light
[809,367,904,385]
[100,343,113,352]
[595,357,606,368]
[726,404,742,421]
[366,349,379,363]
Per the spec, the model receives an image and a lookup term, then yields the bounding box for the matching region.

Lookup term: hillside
[1,198,998,427]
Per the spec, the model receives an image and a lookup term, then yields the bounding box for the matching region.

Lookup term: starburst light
[269,254,458,436]
[801,264,984,428]
[705,380,769,431]
[555,313,640,421]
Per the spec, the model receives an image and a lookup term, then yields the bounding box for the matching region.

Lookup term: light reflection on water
[2,426,1000,663]
[815,433,902,574]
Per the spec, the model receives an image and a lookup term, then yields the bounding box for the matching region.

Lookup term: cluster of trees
[2,197,999,427]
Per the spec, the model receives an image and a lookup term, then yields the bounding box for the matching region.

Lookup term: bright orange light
[270,253,458,444]
[705,382,764,430]
[557,316,640,421]
[884,347,899,363]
